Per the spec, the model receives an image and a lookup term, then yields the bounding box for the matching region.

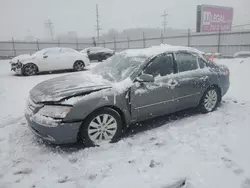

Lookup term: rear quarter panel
[199,63,230,98]
[210,63,230,96]
[74,53,90,66]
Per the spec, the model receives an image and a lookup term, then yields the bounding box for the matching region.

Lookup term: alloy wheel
[24,64,37,76]
[204,89,218,112]
[87,114,118,144]
[74,61,85,71]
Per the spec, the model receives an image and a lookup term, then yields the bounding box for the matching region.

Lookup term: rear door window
[44,48,60,56]
[175,52,198,72]
[61,48,76,53]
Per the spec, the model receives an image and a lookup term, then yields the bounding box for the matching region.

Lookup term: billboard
[196,5,234,32]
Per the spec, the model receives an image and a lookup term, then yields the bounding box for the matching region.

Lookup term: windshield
[91,53,148,82]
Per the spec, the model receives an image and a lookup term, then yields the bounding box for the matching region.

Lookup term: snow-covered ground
[0,58,250,188]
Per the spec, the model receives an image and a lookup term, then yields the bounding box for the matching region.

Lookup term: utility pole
[44,19,54,40]
[161,10,168,32]
[95,4,101,41]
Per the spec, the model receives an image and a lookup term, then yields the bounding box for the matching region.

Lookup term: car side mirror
[136,74,154,82]
[43,55,48,58]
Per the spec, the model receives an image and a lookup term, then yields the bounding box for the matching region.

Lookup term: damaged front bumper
[25,99,82,144]
[25,113,82,144]
[10,61,23,75]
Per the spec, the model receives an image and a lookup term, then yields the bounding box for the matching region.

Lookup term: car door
[89,47,104,61]
[88,48,98,61]
[59,48,77,69]
[172,51,210,111]
[39,48,61,71]
[130,53,179,121]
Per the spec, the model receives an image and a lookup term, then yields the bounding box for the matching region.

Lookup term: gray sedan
[25,46,230,146]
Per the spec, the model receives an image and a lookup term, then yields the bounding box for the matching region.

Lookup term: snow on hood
[112,78,133,94]
[122,44,204,58]
[10,54,32,63]
[30,72,112,103]
[59,77,133,105]
[30,71,133,104]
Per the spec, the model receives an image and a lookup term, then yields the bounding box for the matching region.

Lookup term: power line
[44,19,54,40]
[161,10,168,32]
[95,4,101,41]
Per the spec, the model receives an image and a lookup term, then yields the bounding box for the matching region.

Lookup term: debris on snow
[68,157,78,164]
[15,179,21,183]
[149,137,157,141]
[128,160,135,164]
[88,174,97,180]
[58,176,69,183]
[13,168,33,175]
[241,178,250,188]
[149,159,161,168]
[162,179,186,188]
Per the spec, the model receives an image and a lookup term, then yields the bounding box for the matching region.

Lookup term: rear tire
[22,63,38,76]
[79,108,123,147]
[73,60,85,71]
[199,87,220,113]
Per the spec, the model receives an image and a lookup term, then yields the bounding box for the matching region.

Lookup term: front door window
[143,54,174,77]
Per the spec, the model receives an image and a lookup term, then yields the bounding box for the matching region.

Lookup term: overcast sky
[0,0,249,40]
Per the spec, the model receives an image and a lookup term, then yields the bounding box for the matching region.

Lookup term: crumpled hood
[30,72,112,103]
[10,54,33,63]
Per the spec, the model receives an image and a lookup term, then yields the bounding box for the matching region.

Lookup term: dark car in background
[81,47,115,62]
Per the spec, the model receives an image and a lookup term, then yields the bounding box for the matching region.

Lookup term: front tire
[79,108,123,147]
[22,63,38,76]
[199,87,220,113]
[73,60,85,71]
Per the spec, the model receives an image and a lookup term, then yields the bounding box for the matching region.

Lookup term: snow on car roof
[82,47,114,52]
[40,47,61,52]
[121,44,204,58]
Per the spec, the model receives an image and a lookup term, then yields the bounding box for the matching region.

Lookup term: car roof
[86,47,104,50]
[41,47,61,51]
[38,47,76,53]
[121,44,204,58]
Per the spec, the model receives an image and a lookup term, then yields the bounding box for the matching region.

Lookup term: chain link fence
[1,29,250,59]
